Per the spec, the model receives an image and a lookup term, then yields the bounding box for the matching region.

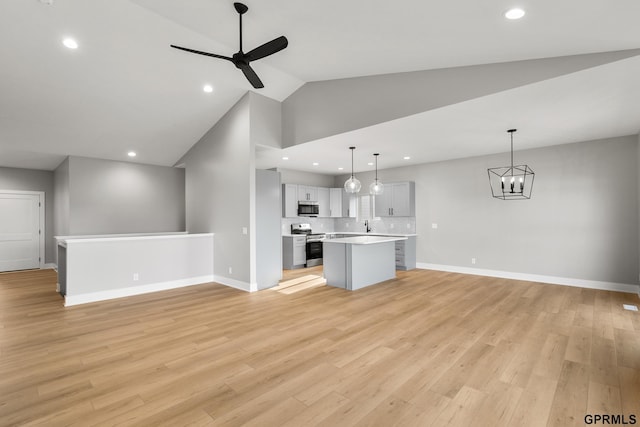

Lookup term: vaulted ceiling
[1,0,639,173]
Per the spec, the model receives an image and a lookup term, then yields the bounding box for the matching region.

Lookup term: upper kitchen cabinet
[374,182,415,217]
[317,187,330,217]
[329,188,343,218]
[282,184,298,217]
[297,185,318,202]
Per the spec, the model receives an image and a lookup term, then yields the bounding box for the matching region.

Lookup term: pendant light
[487,129,535,200]
[344,146,362,193]
[369,153,384,195]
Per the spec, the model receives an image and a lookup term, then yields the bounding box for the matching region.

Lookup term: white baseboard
[64,275,214,306]
[43,263,57,270]
[213,275,251,292]
[417,263,639,294]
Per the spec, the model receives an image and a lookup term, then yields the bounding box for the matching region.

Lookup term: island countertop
[325,232,417,237]
[324,235,407,245]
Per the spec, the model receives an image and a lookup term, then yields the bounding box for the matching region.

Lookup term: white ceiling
[1,0,639,173]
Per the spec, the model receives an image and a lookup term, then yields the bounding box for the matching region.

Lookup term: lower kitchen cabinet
[283,236,306,269]
[395,236,416,270]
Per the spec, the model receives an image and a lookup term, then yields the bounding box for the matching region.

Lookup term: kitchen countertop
[282,232,417,237]
[326,232,417,237]
[324,235,408,245]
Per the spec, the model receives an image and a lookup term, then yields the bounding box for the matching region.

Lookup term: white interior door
[0,192,42,272]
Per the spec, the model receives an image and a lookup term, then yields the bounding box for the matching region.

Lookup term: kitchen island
[323,235,407,290]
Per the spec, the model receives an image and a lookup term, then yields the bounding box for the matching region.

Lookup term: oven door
[305,240,323,266]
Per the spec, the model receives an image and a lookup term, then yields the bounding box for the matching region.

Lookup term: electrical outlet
[407,223,411,229]
[228,267,232,274]
[242,227,247,235]
[390,223,394,229]
[471,258,476,265]
[432,223,438,229]
[133,273,139,281]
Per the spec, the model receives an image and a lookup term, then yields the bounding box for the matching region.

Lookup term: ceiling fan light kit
[170,2,288,89]
[488,129,535,200]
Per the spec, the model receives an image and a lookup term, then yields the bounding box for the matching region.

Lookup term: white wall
[0,166,56,263]
[63,233,213,306]
[336,135,639,286]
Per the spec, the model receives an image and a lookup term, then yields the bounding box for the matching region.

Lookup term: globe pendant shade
[344,176,362,193]
[369,180,384,195]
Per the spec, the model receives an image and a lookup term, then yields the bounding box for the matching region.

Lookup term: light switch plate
[623,304,638,311]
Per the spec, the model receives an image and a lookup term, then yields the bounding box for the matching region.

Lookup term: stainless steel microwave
[298,201,319,217]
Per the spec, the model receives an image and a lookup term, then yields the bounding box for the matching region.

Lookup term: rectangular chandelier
[488,129,535,200]
[487,165,535,200]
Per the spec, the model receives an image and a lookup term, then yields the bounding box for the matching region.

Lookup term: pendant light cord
[511,131,514,171]
[350,146,355,178]
[374,153,379,181]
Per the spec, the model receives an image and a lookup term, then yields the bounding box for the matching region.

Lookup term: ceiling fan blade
[239,63,264,88]
[245,36,288,62]
[170,45,232,62]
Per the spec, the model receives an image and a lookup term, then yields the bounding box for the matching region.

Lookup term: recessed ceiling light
[282,156,289,160]
[127,151,137,157]
[62,38,78,49]
[203,84,213,93]
[312,162,319,166]
[403,156,411,160]
[367,162,374,166]
[338,167,344,170]
[505,8,525,20]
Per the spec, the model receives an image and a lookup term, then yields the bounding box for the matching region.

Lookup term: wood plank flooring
[1,268,639,426]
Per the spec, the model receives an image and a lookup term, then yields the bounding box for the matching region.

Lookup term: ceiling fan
[170,2,288,89]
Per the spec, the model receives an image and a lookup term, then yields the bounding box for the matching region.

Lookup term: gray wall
[278,168,336,187]
[256,169,282,289]
[53,158,70,237]
[283,50,640,147]
[335,135,639,285]
[250,92,282,149]
[0,166,56,264]
[64,156,185,235]
[183,94,252,285]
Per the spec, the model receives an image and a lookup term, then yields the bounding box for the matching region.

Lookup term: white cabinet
[317,187,330,217]
[342,192,358,218]
[282,184,298,218]
[374,182,415,217]
[297,185,318,202]
[329,188,343,218]
[283,235,306,269]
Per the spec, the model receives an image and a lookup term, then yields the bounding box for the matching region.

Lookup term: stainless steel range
[291,223,326,267]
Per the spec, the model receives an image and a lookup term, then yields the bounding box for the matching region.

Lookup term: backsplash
[281,217,335,234]
[334,217,416,234]
[281,216,415,235]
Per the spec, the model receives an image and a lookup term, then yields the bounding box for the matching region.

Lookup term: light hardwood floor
[1,268,639,426]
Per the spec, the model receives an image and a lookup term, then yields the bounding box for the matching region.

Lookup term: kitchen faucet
[364,220,371,233]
